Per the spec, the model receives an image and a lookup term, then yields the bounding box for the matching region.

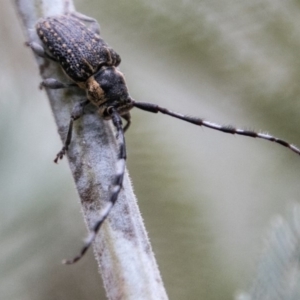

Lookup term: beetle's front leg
[121,112,131,132]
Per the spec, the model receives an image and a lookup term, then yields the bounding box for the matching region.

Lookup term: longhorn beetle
[28,12,300,264]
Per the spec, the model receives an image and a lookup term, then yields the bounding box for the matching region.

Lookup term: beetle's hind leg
[68,11,101,34]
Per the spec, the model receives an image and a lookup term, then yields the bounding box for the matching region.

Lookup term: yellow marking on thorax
[85,76,106,105]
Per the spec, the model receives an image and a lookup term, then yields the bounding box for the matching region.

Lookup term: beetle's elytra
[36,15,121,82]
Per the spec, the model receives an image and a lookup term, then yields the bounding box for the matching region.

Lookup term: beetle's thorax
[83,76,106,106]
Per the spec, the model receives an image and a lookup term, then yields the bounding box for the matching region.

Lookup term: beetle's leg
[26,42,58,62]
[68,12,101,34]
[121,112,131,132]
[27,43,78,90]
[54,100,89,163]
[40,78,78,90]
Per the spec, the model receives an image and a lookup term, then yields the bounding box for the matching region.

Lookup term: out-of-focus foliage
[1,0,300,299]
[237,206,300,300]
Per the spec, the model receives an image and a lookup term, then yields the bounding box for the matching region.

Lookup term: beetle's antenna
[63,109,126,264]
[133,100,300,156]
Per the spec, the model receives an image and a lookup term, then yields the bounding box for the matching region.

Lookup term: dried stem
[14,0,168,299]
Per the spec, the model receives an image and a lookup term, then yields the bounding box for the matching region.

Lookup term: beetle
[28,11,300,264]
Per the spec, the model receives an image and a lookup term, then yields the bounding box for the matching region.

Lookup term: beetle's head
[97,67,129,103]
[85,66,131,107]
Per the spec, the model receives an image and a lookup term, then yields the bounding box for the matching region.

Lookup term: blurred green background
[2,0,300,299]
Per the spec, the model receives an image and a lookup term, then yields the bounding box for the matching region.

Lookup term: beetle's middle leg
[54,100,89,163]
[26,41,58,62]
[39,78,77,90]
